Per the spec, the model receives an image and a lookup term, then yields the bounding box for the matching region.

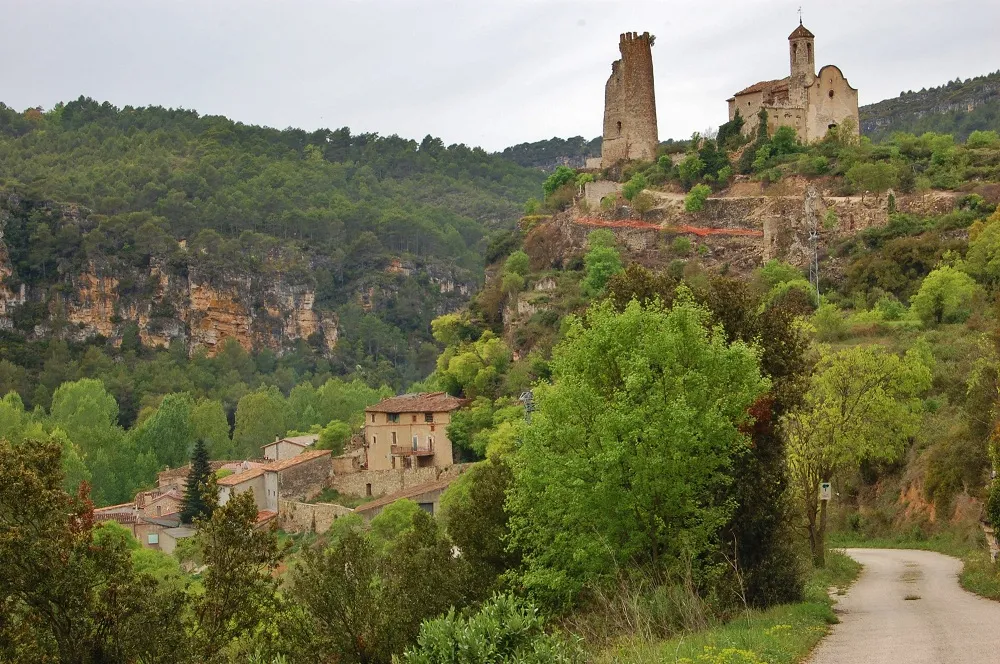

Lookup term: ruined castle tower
[600,31,658,169]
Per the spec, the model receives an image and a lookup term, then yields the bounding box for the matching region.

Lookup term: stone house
[217,448,332,513]
[727,21,859,143]
[262,434,318,461]
[363,392,467,472]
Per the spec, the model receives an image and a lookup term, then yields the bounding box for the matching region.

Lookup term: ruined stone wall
[277,456,332,502]
[583,181,622,209]
[278,500,354,534]
[601,32,658,168]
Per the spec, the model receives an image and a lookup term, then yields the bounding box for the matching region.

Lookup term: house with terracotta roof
[363,392,467,472]
[217,448,332,512]
[727,21,859,144]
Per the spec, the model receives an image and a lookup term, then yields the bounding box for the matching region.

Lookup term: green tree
[439,459,520,600]
[233,386,291,457]
[846,162,898,194]
[503,250,530,277]
[0,438,187,663]
[190,398,233,459]
[131,392,195,469]
[965,214,1000,286]
[909,265,981,325]
[316,419,351,454]
[192,490,283,661]
[684,184,711,212]
[581,234,623,295]
[507,295,769,607]
[783,345,932,566]
[181,439,215,524]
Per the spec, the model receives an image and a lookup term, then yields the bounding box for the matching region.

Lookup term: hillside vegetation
[861,70,1000,142]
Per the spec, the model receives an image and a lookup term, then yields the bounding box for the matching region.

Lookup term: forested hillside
[860,70,1000,141]
[0,97,544,409]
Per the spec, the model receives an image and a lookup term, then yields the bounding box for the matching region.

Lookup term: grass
[596,551,861,664]
[828,529,1000,602]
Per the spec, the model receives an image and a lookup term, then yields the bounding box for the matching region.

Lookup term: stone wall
[332,466,441,498]
[601,32,658,167]
[277,455,331,502]
[278,500,354,534]
[583,181,621,209]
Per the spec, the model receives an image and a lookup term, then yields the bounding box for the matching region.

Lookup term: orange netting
[573,216,763,238]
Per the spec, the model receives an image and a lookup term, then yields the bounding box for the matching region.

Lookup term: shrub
[401,594,583,663]
[543,166,577,198]
[622,173,648,201]
[685,184,711,212]
[672,236,692,255]
[587,229,616,249]
[966,216,1000,285]
[503,250,530,277]
[812,303,849,341]
[501,272,525,295]
[632,191,656,215]
[967,130,1000,149]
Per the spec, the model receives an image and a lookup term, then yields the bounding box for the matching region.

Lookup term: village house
[217,448,332,513]
[727,21,859,143]
[262,433,318,461]
[363,392,467,472]
[353,474,459,521]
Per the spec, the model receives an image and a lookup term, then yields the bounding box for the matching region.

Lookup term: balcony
[391,445,434,457]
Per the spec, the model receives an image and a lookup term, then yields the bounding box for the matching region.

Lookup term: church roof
[733,77,789,97]
[788,23,814,39]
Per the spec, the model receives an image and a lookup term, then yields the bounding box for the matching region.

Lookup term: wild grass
[595,551,861,664]
[959,552,1000,601]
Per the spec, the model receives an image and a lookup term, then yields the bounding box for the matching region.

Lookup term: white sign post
[820,482,832,502]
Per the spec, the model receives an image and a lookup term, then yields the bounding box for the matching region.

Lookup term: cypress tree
[180,439,214,524]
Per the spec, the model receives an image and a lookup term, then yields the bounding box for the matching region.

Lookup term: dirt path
[809,548,1000,663]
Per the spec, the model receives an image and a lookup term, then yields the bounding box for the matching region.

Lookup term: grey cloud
[1,0,997,150]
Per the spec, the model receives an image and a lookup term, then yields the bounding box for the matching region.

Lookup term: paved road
[809,548,1000,664]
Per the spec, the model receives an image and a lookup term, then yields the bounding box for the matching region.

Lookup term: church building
[727,21,859,143]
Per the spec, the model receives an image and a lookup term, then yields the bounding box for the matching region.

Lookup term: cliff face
[13,254,340,356]
[0,194,476,357]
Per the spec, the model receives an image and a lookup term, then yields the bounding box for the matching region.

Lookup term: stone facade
[601,32,658,168]
[331,466,441,499]
[727,23,859,144]
[278,499,354,534]
[274,452,331,502]
[363,392,466,472]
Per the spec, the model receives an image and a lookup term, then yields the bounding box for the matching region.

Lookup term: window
[156,505,162,516]
[391,431,397,445]
[792,43,797,60]
[366,483,372,497]
[412,414,417,423]
[391,456,396,469]
[412,435,418,450]
[807,43,812,60]
[828,90,835,99]
[372,435,377,448]
[424,412,434,423]
[430,424,435,432]
[371,413,375,423]
[616,121,622,134]
[428,436,434,450]
[388,413,400,423]
[147,533,159,545]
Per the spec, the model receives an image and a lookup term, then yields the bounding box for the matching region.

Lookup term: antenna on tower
[798,6,803,24]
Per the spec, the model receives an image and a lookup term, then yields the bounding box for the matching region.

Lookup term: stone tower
[600,31,658,169]
[787,21,815,107]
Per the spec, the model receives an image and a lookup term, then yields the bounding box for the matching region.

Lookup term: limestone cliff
[0,193,475,356]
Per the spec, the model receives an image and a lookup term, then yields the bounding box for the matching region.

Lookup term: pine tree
[181,439,214,524]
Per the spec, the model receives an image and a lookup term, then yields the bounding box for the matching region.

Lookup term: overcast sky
[2,0,998,151]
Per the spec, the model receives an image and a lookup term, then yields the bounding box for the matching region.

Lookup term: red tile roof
[365,392,467,414]
[217,467,266,486]
[733,77,789,97]
[354,475,459,514]
[263,448,331,472]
